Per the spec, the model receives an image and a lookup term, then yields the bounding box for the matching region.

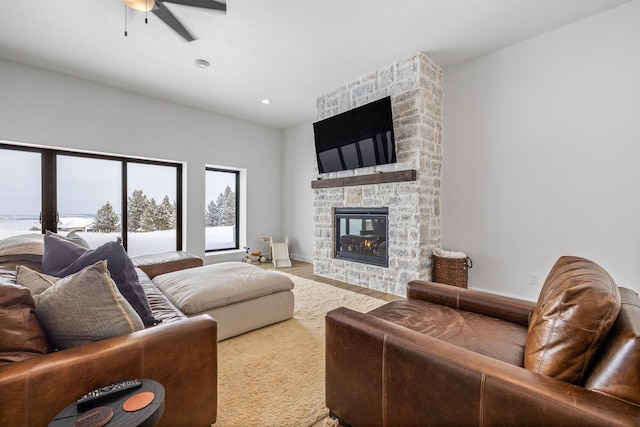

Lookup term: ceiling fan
[123,0,226,42]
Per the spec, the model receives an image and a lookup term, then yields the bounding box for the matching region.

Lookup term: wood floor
[258,259,401,302]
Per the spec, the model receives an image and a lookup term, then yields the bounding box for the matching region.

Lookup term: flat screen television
[313,96,396,174]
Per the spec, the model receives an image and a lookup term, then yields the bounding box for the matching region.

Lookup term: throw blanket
[433,247,467,259]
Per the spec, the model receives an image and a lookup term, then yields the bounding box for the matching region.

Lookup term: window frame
[0,142,183,252]
[205,166,240,253]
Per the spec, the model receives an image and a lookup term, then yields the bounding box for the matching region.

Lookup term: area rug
[211,274,387,427]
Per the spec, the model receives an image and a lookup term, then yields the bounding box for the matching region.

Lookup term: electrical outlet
[529,273,538,286]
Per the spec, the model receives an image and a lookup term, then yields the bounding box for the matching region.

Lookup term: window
[0,143,182,257]
[127,162,179,256]
[57,155,122,249]
[0,148,41,239]
[205,168,239,251]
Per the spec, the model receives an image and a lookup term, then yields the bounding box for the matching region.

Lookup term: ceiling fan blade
[152,1,196,41]
[161,0,226,12]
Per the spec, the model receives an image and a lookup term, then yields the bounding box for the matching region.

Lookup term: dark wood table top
[49,379,164,427]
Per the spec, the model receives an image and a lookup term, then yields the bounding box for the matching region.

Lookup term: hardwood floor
[257,259,401,302]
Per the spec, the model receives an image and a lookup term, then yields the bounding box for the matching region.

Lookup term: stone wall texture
[313,52,443,296]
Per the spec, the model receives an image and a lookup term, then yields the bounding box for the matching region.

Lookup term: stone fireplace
[312,52,443,296]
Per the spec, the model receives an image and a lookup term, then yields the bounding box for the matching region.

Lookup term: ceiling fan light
[123,0,155,12]
[195,59,210,69]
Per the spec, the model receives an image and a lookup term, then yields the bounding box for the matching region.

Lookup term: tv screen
[313,96,396,174]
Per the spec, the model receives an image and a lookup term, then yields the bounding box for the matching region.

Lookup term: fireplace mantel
[310,170,416,189]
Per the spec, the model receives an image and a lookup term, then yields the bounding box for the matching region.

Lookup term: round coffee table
[49,379,164,427]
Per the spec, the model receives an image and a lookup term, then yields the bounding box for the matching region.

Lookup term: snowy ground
[205,226,236,251]
[0,218,235,257]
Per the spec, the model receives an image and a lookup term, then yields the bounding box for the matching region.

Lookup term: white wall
[442,1,640,299]
[282,120,315,262]
[0,58,283,263]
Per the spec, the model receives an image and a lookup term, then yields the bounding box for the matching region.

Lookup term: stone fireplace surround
[313,53,443,296]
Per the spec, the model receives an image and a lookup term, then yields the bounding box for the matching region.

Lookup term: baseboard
[290,253,313,263]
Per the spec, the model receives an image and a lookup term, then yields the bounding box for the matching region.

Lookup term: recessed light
[195,59,210,69]
[262,99,271,105]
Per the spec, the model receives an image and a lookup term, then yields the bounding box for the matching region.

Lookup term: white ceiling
[0,0,632,129]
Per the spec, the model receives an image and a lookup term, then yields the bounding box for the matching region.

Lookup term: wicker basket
[432,255,473,288]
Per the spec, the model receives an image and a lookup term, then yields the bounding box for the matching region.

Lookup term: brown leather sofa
[326,256,640,426]
[0,250,217,427]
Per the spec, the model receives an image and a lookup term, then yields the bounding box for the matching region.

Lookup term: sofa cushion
[0,233,44,272]
[16,265,60,297]
[41,232,158,326]
[525,256,621,384]
[36,261,144,349]
[132,251,203,279]
[137,268,186,324]
[584,287,640,406]
[368,299,528,366]
[0,282,50,365]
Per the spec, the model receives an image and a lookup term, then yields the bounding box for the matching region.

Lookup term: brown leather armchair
[326,256,640,426]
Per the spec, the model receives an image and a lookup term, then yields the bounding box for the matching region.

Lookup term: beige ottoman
[151,262,294,340]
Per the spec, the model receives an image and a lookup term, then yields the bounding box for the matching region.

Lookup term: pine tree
[93,201,120,233]
[220,186,236,226]
[205,186,236,228]
[156,195,175,230]
[141,198,158,231]
[205,199,220,227]
[128,189,148,232]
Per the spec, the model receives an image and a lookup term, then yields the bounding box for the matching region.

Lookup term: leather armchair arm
[407,280,535,326]
[326,307,640,427]
[0,315,217,427]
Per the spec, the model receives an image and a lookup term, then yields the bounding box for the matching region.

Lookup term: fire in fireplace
[334,207,389,267]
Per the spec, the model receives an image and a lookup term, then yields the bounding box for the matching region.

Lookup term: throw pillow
[16,265,60,298]
[65,231,92,249]
[524,256,621,385]
[35,261,144,350]
[0,233,44,272]
[41,232,157,326]
[40,231,87,273]
[0,283,50,365]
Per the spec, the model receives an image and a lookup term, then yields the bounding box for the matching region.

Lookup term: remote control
[76,379,143,411]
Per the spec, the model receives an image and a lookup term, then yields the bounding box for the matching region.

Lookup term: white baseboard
[290,253,313,263]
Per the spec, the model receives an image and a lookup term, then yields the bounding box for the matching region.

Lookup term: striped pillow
[0,234,44,272]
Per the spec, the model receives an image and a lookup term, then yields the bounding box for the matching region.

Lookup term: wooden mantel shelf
[311,170,417,189]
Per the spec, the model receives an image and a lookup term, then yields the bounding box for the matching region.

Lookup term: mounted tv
[313,96,396,174]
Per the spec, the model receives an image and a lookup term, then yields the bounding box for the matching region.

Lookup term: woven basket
[432,255,473,288]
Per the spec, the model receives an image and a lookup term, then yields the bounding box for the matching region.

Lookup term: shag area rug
[211,274,387,427]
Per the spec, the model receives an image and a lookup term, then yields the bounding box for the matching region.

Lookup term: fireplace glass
[334,207,388,267]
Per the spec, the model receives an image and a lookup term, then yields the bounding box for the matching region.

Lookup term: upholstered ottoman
[151,262,295,340]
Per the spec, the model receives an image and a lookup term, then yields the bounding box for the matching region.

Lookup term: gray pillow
[16,265,59,297]
[35,260,144,350]
[41,231,158,326]
[64,231,92,249]
[41,231,87,272]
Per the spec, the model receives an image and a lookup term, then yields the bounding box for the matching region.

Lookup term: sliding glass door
[57,155,122,248]
[0,143,182,257]
[127,162,179,256]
